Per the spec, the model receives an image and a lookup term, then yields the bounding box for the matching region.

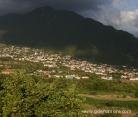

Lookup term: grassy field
[85,97,138,109]
[77,77,138,117]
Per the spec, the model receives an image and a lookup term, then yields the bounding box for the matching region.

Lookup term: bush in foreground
[0,71,83,117]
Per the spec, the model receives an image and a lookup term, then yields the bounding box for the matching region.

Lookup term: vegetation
[78,77,138,96]
[0,45,137,116]
[0,71,83,117]
[85,97,138,109]
[77,76,138,116]
[135,90,138,98]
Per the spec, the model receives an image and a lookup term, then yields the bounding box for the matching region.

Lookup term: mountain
[0,6,138,67]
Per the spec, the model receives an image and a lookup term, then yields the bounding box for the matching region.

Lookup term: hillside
[0,6,138,67]
[0,44,137,116]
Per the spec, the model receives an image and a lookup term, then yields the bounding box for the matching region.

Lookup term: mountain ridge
[0,6,138,67]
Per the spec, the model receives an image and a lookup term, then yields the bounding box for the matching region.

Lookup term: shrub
[0,71,83,117]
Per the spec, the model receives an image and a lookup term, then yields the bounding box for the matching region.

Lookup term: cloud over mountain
[0,0,138,36]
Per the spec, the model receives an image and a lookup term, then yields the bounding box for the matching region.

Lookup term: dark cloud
[0,0,109,15]
[0,0,138,37]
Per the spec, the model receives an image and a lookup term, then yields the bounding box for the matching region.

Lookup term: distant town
[0,44,137,81]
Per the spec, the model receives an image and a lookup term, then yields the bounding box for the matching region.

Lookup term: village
[0,44,137,81]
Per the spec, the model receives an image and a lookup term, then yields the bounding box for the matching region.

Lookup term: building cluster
[0,45,137,80]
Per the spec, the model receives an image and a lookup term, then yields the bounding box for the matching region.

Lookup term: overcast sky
[0,0,138,37]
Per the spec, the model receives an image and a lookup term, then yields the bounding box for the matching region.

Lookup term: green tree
[0,71,83,117]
